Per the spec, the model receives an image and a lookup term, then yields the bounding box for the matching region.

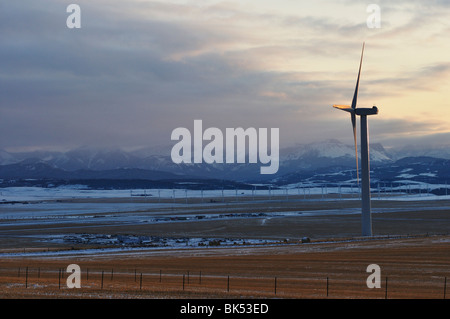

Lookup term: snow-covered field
[1,183,449,203]
[1,185,450,258]
[0,234,283,258]
[1,186,450,225]
[0,185,342,202]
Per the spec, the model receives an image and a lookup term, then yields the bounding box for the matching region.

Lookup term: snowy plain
[1,182,449,203]
[1,184,450,258]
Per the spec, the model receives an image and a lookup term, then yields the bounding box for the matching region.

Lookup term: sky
[1,0,450,153]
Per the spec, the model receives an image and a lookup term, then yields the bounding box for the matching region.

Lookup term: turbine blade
[333,105,353,112]
[351,112,359,184]
[351,42,365,110]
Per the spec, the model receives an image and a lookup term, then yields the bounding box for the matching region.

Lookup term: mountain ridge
[1,140,450,185]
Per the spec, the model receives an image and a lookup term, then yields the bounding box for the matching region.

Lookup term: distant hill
[1,140,450,187]
[0,161,180,180]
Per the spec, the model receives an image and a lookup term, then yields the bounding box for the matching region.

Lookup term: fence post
[444,277,447,299]
[58,268,61,289]
[274,277,277,295]
[326,277,329,297]
[25,266,28,288]
[160,270,162,283]
[183,274,185,291]
[199,271,201,285]
[140,273,143,290]
[227,275,230,292]
[101,270,104,289]
[385,277,388,299]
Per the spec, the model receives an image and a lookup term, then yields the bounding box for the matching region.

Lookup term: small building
[301,237,311,243]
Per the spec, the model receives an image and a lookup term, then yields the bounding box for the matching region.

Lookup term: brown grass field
[0,194,449,299]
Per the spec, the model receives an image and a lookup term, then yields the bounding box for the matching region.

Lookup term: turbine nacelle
[355,106,378,116]
[332,105,378,116]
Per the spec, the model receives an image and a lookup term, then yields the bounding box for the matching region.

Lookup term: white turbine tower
[333,43,378,237]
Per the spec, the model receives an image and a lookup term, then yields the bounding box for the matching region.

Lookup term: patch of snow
[396,173,417,179]
[419,172,437,177]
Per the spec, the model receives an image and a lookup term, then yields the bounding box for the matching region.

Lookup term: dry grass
[1,235,449,299]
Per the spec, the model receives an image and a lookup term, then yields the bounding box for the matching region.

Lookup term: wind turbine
[333,42,378,237]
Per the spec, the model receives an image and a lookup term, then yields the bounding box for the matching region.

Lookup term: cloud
[372,118,447,138]
[0,0,449,152]
[361,62,450,100]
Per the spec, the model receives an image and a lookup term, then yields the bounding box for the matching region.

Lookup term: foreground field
[1,235,449,299]
[0,195,449,299]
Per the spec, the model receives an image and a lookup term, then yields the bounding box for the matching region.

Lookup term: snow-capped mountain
[0,140,391,180]
[389,144,450,161]
[1,140,449,184]
[282,139,390,162]
[279,139,391,172]
[0,150,16,165]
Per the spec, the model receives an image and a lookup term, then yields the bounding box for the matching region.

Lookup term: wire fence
[1,265,447,299]
[127,182,450,205]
